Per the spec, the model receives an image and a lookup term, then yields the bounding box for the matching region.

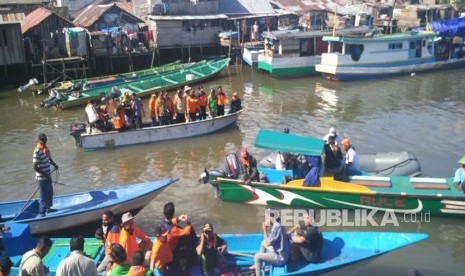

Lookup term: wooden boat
[206,130,465,217]
[258,151,421,177]
[57,58,230,109]
[0,179,177,235]
[70,110,242,150]
[315,28,465,81]
[257,27,370,78]
[2,224,427,276]
[222,232,427,275]
[53,60,184,91]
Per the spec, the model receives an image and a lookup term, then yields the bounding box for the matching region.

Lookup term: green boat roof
[254,129,324,156]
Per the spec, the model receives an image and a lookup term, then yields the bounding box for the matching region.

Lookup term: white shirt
[323,133,342,146]
[85,104,99,124]
[56,250,98,276]
[345,147,360,171]
[19,249,46,276]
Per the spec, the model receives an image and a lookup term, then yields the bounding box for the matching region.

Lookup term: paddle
[12,186,40,221]
[14,168,57,220]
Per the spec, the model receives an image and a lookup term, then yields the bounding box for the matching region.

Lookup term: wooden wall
[0,23,25,65]
[150,19,222,48]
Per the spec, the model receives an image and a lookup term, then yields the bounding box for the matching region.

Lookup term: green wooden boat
[57,58,230,109]
[213,130,465,217]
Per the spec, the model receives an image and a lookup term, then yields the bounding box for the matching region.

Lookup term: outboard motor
[17,78,39,93]
[69,123,86,148]
[200,153,243,186]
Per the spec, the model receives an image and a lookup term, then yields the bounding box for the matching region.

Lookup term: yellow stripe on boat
[284,177,376,195]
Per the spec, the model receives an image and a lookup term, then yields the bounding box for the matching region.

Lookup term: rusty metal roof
[0,12,25,24]
[21,7,75,34]
[73,2,141,29]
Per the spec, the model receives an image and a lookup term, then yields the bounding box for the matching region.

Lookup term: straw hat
[121,212,134,223]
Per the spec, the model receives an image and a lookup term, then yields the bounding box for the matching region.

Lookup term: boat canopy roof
[254,129,324,156]
[322,30,437,43]
[430,17,465,38]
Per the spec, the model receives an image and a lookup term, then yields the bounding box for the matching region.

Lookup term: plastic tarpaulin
[254,129,325,156]
[430,17,465,38]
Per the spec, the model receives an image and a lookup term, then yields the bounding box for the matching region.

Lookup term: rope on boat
[365,158,419,176]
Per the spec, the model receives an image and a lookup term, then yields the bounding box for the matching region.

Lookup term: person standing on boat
[155,92,170,126]
[287,214,323,264]
[229,92,242,114]
[252,21,260,42]
[250,211,290,275]
[18,236,52,276]
[148,93,158,127]
[85,100,104,133]
[216,86,228,116]
[207,89,217,119]
[453,156,465,192]
[340,138,361,175]
[33,133,58,217]
[198,87,208,120]
[186,88,200,122]
[131,92,144,129]
[323,135,345,180]
[173,88,187,124]
[240,148,260,184]
[323,127,342,146]
[56,235,98,276]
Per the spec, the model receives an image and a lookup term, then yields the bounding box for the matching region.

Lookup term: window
[347,44,364,61]
[388,43,402,50]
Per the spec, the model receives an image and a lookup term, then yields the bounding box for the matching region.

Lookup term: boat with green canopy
[56,58,230,109]
[205,129,465,217]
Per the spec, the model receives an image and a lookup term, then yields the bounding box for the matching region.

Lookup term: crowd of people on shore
[84,85,242,133]
[0,202,324,276]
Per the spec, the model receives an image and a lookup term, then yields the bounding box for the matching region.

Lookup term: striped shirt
[33,147,51,181]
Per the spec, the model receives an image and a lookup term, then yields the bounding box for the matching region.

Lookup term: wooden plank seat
[349,176,391,188]
[411,178,450,190]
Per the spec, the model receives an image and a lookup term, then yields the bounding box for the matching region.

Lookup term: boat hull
[222,232,427,275]
[258,55,319,78]
[0,179,177,235]
[4,230,426,276]
[59,58,230,109]
[217,176,465,217]
[77,111,241,150]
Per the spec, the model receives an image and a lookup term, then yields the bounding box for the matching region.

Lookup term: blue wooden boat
[0,179,177,235]
[221,232,428,275]
[1,225,427,276]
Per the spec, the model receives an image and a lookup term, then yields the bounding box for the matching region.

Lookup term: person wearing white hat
[323,127,342,146]
[453,156,465,192]
[119,212,152,264]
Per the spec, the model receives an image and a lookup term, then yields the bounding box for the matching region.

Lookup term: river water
[1,66,464,275]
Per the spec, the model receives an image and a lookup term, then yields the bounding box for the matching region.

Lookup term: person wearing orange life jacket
[216,86,228,116]
[95,210,121,273]
[155,92,170,126]
[197,87,208,120]
[128,250,151,276]
[163,90,175,124]
[186,88,199,122]
[148,93,158,127]
[119,212,152,264]
[113,104,126,131]
[150,225,174,275]
[239,148,260,185]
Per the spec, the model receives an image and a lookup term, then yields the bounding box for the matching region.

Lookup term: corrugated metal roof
[21,7,52,34]
[0,12,25,24]
[219,0,276,15]
[73,2,142,28]
[148,14,229,21]
[21,7,75,34]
